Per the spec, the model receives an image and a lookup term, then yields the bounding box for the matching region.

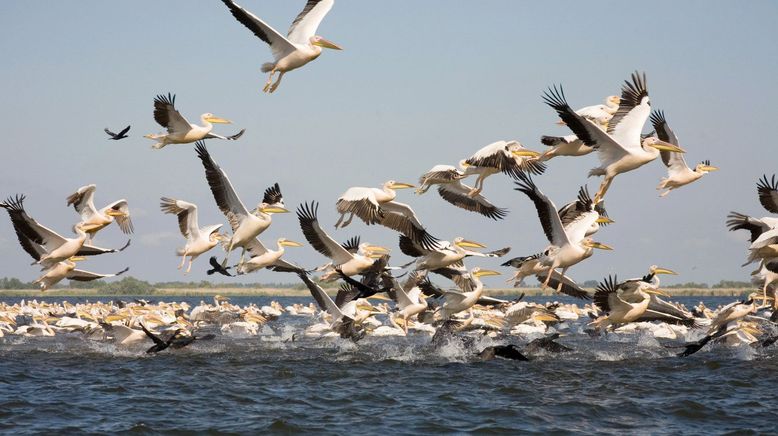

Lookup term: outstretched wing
[104,200,133,234]
[0,195,66,252]
[221,0,297,61]
[757,174,778,214]
[195,142,250,232]
[287,0,334,44]
[66,184,99,222]
[160,197,199,239]
[607,71,650,149]
[68,267,129,282]
[513,173,569,247]
[649,110,688,173]
[297,201,353,264]
[379,201,439,250]
[153,93,190,133]
[436,181,508,220]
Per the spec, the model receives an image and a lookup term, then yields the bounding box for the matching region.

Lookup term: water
[1,295,777,434]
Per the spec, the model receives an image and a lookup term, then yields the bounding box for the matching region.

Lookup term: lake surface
[1,295,776,434]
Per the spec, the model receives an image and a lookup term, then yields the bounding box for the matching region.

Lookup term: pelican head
[642,137,685,153]
[471,267,501,278]
[359,243,389,257]
[596,215,615,224]
[649,265,678,275]
[310,35,342,50]
[278,238,303,247]
[385,180,415,190]
[695,160,718,174]
[453,237,486,249]
[606,95,621,106]
[506,141,541,158]
[258,202,290,214]
[582,238,613,250]
[202,113,232,124]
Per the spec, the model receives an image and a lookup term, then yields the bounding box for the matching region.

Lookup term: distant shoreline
[0,287,753,298]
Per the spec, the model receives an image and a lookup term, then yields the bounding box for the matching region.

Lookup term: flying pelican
[543,73,685,203]
[0,195,128,268]
[235,238,304,275]
[514,172,612,291]
[160,197,227,273]
[537,134,593,162]
[398,235,508,272]
[752,259,778,308]
[557,185,612,237]
[649,111,718,197]
[416,165,467,194]
[296,270,363,341]
[145,94,244,149]
[195,143,289,268]
[438,267,501,320]
[66,184,133,241]
[416,165,508,219]
[590,275,668,332]
[462,140,545,196]
[221,0,342,93]
[104,125,130,140]
[297,201,388,280]
[334,180,439,249]
[556,95,621,127]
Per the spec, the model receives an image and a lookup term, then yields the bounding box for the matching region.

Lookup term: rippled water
[2,295,777,434]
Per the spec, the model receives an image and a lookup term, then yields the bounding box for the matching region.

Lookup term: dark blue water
[1,295,776,434]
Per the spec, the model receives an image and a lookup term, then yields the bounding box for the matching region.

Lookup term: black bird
[169,332,217,349]
[140,324,178,353]
[207,256,233,276]
[105,125,131,140]
[478,344,529,361]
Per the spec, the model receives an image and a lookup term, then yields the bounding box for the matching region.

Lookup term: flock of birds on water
[2,0,777,360]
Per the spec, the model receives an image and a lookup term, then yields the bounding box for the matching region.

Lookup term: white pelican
[514,172,612,291]
[145,94,243,149]
[334,181,439,248]
[557,185,613,237]
[501,253,545,287]
[160,197,227,273]
[66,184,133,241]
[650,111,718,197]
[416,165,466,194]
[221,0,342,93]
[727,212,778,245]
[104,125,130,140]
[0,195,127,268]
[707,298,756,334]
[297,201,388,280]
[571,95,621,126]
[438,267,501,320]
[296,270,362,340]
[195,143,289,267]
[537,134,593,162]
[543,73,685,202]
[235,238,304,275]
[590,275,668,331]
[398,235,508,272]
[462,140,544,196]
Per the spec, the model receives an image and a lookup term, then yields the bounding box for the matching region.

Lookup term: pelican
[235,238,304,275]
[297,201,388,280]
[590,275,668,332]
[570,95,621,126]
[66,184,133,241]
[416,165,466,194]
[144,94,244,149]
[417,165,508,219]
[160,197,227,273]
[543,73,685,202]
[557,185,612,237]
[104,125,130,140]
[514,172,612,291]
[0,195,127,268]
[296,270,362,341]
[195,142,289,268]
[398,235,507,272]
[707,299,757,334]
[537,134,593,162]
[221,0,342,93]
[752,259,778,308]
[335,181,439,249]
[438,267,501,320]
[462,140,545,196]
[650,111,718,197]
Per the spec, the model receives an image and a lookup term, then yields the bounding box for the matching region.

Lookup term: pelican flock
[2,0,774,366]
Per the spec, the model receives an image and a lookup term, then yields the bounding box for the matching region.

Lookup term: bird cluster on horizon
[4,0,778,359]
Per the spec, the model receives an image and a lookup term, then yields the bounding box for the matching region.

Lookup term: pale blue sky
[0,1,776,285]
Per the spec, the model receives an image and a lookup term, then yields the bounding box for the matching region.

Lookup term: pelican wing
[66,185,99,221]
[287,0,334,44]
[104,199,133,234]
[593,275,620,313]
[543,86,629,167]
[378,201,439,249]
[221,0,297,61]
[649,110,688,172]
[153,94,190,134]
[558,186,594,228]
[297,272,345,319]
[160,197,200,240]
[398,235,427,257]
[341,236,361,254]
[336,187,382,225]
[195,142,250,232]
[0,195,66,252]
[297,201,353,264]
[419,165,465,184]
[244,238,269,258]
[607,72,651,149]
[535,271,591,300]
[465,141,545,178]
[436,182,508,220]
[12,230,46,261]
[726,212,772,243]
[204,129,246,141]
[76,240,129,257]
[262,182,284,207]
[513,173,570,247]
[68,267,129,282]
[757,174,778,214]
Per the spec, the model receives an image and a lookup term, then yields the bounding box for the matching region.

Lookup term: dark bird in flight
[105,125,131,140]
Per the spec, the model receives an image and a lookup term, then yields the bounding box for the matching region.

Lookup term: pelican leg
[342,213,355,228]
[334,213,346,228]
[593,176,614,204]
[541,267,556,289]
[402,314,408,335]
[469,175,485,197]
[269,72,285,93]
[763,282,770,308]
[222,241,234,268]
[263,69,276,93]
[186,257,193,274]
[237,248,247,269]
[178,251,188,270]
[556,268,569,293]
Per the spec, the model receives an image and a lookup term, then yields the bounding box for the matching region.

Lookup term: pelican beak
[312,37,343,50]
[205,115,232,124]
[585,241,613,250]
[649,140,685,153]
[512,149,541,158]
[473,269,501,278]
[106,209,128,217]
[80,222,103,231]
[365,245,390,254]
[367,294,392,301]
[596,216,615,224]
[534,313,559,322]
[280,240,303,247]
[645,288,672,297]
[653,267,678,275]
[260,206,290,214]
[68,256,87,262]
[700,165,719,172]
[455,239,486,249]
[389,182,415,190]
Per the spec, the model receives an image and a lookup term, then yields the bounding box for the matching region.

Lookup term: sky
[0,1,777,286]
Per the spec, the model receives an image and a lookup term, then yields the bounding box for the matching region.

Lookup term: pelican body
[145,94,240,149]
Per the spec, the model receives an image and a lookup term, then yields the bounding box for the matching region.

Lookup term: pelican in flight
[543,72,685,203]
[438,267,501,320]
[235,238,304,275]
[145,94,244,149]
[195,143,289,268]
[398,235,508,272]
[590,275,669,332]
[0,195,128,268]
[297,201,388,280]
[569,95,621,127]
[416,165,508,219]
[649,111,718,197]
[462,140,544,196]
[221,0,342,93]
[160,197,227,274]
[335,180,439,249]
[66,184,133,241]
[514,172,612,291]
